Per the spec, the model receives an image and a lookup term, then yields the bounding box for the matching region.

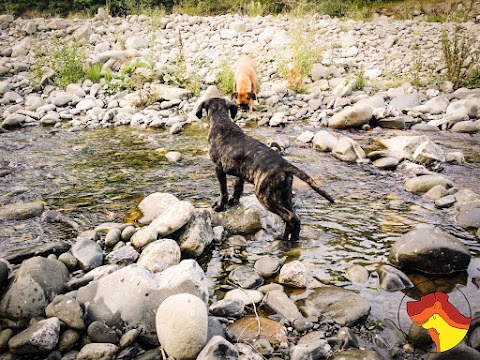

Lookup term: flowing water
[1,124,479,330]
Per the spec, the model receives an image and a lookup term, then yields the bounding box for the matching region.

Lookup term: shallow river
[1,124,479,335]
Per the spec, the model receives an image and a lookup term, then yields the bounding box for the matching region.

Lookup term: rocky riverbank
[0,9,480,360]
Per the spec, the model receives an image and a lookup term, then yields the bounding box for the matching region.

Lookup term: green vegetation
[84,63,103,83]
[278,29,321,93]
[441,25,479,89]
[31,38,86,88]
[352,68,366,91]
[216,61,234,94]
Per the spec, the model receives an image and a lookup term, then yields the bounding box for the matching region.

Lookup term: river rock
[137,239,181,273]
[0,201,44,221]
[0,257,68,319]
[210,194,282,234]
[104,228,122,248]
[446,98,479,118]
[197,336,239,360]
[446,151,465,164]
[331,350,385,360]
[435,194,456,208]
[332,136,366,163]
[76,260,208,344]
[58,329,81,352]
[227,317,287,345]
[223,289,264,305]
[1,113,25,128]
[156,293,208,360]
[67,264,120,290]
[177,209,214,257]
[0,259,10,288]
[427,342,480,359]
[377,264,413,292]
[451,120,479,133]
[278,260,307,288]
[388,225,471,274]
[0,14,14,29]
[372,157,399,170]
[375,117,406,130]
[424,185,448,200]
[412,139,445,167]
[455,206,480,229]
[377,135,436,162]
[312,130,338,152]
[76,343,119,360]
[404,174,453,194]
[345,264,369,284]
[45,295,85,330]
[390,93,420,111]
[209,298,245,318]
[87,321,119,344]
[328,103,373,129]
[411,95,449,114]
[409,323,433,347]
[254,256,282,278]
[71,239,103,271]
[290,340,332,360]
[229,266,264,289]
[104,244,139,266]
[305,286,371,326]
[150,84,191,101]
[8,317,61,355]
[263,290,303,320]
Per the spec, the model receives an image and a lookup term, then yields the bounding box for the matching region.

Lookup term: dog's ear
[231,92,238,101]
[248,92,257,101]
[195,100,207,119]
[229,102,238,119]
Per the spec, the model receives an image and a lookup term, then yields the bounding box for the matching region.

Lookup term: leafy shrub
[216,61,234,94]
[352,68,366,91]
[441,25,479,89]
[84,63,102,83]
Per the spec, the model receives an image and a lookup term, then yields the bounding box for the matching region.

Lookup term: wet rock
[409,323,433,347]
[223,289,264,305]
[229,266,264,289]
[178,209,214,257]
[254,256,282,278]
[435,195,456,209]
[345,264,369,284]
[132,201,194,247]
[77,260,207,344]
[0,257,68,319]
[426,342,480,359]
[305,286,370,326]
[263,290,303,320]
[377,135,437,162]
[328,103,373,129]
[1,114,25,128]
[104,228,122,248]
[330,350,385,360]
[412,139,445,167]
[332,136,366,163]
[8,317,60,355]
[156,293,208,360]
[45,295,85,330]
[210,194,282,234]
[209,298,244,318]
[404,174,453,194]
[424,185,449,200]
[290,340,332,360]
[372,157,399,170]
[227,317,287,346]
[71,239,103,271]
[312,130,338,152]
[0,201,44,221]
[297,131,315,143]
[197,336,239,360]
[87,321,119,344]
[455,206,480,229]
[165,151,182,163]
[137,239,180,273]
[104,245,139,266]
[76,343,118,360]
[446,151,465,164]
[278,260,307,287]
[388,225,471,274]
[376,117,405,130]
[377,265,413,292]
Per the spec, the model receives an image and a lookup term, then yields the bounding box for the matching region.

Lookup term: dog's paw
[227,197,239,206]
[212,201,227,212]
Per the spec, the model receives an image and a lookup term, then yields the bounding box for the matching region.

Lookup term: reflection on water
[1,125,479,323]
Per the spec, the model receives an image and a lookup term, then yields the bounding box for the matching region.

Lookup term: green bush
[216,61,234,94]
[352,68,366,91]
[84,63,103,83]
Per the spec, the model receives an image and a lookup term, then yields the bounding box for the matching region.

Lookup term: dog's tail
[287,164,335,203]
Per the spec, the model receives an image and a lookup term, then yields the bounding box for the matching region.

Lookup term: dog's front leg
[213,166,228,212]
[228,178,244,206]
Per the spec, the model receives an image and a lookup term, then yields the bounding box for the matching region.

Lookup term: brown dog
[232,55,257,112]
[196,97,334,241]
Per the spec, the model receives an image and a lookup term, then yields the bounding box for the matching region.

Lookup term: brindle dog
[196,97,334,241]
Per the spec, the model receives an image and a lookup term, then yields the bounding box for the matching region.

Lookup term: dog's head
[231,92,256,111]
[196,97,238,120]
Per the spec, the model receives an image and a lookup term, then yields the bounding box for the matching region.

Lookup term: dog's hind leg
[261,195,300,241]
[213,166,228,212]
[228,178,244,206]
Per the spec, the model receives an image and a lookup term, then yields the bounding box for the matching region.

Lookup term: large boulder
[0,257,68,319]
[210,194,282,234]
[76,260,208,344]
[404,174,454,194]
[332,136,366,163]
[137,192,180,225]
[388,225,471,274]
[177,209,214,257]
[156,293,208,360]
[137,239,181,273]
[305,286,370,326]
[328,103,373,129]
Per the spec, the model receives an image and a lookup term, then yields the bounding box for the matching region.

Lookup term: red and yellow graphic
[406,291,471,352]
